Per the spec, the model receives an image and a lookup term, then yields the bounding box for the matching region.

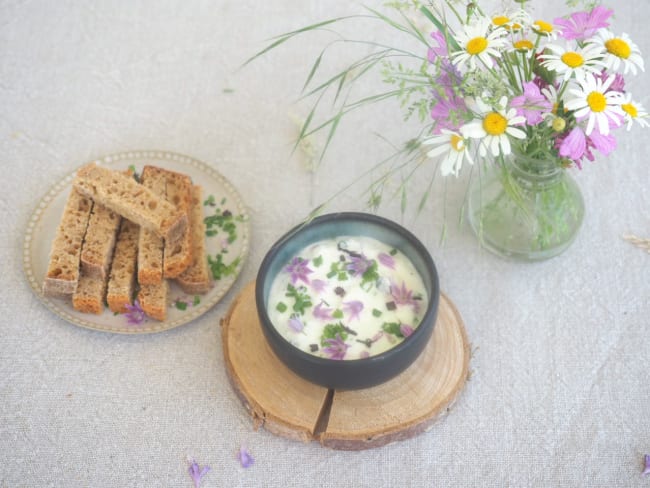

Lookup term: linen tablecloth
[2,0,648,486]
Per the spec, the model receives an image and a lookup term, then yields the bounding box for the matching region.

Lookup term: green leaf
[332,309,344,319]
[276,302,288,313]
[303,50,324,93]
[241,16,354,68]
[419,6,461,51]
[372,308,383,318]
[382,321,404,338]
[313,255,323,267]
[321,322,348,347]
[174,300,188,311]
[193,295,201,306]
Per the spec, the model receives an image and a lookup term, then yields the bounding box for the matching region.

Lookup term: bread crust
[175,185,213,294]
[43,188,93,297]
[73,162,187,243]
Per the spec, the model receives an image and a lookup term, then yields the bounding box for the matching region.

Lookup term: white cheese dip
[267,236,428,360]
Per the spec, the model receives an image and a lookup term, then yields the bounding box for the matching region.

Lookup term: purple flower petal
[554,5,613,40]
[390,281,421,313]
[313,302,333,320]
[346,255,371,276]
[310,279,327,294]
[288,316,304,333]
[377,252,395,269]
[285,257,313,285]
[558,127,587,161]
[343,300,364,321]
[643,454,650,476]
[510,82,552,126]
[187,458,210,488]
[400,324,414,338]
[124,300,146,325]
[237,446,254,468]
[322,334,349,360]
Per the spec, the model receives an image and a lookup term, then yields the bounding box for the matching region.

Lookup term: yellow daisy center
[450,134,464,152]
[622,103,638,118]
[561,51,584,68]
[506,23,523,32]
[587,91,607,112]
[605,38,631,59]
[492,15,509,26]
[467,37,488,55]
[514,39,534,51]
[533,20,553,33]
[483,112,508,135]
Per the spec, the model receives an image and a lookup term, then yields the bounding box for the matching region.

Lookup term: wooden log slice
[221,281,470,450]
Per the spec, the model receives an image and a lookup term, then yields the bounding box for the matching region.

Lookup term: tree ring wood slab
[221,281,470,450]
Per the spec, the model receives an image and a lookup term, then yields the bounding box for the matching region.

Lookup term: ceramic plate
[23,150,250,334]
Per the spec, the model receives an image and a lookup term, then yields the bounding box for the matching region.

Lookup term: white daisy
[491,10,531,32]
[589,30,645,75]
[422,130,474,177]
[460,96,526,157]
[531,19,559,40]
[451,19,507,71]
[619,92,650,130]
[564,73,625,136]
[539,43,606,82]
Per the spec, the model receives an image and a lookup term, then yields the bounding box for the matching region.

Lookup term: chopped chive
[372,308,382,317]
[313,255,323,267]
[276,302,288,313]
[332,309,344,319]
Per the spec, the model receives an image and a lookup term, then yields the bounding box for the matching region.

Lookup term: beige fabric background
[1,0,648,486]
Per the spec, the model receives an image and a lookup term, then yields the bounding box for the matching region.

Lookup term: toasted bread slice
[72,162,187,243]
[106,219,139,313]
[138,280,169,321]
[43,188,93,297]
[80,203,121,280]
[137,167,166,285]
[175,185,212,294]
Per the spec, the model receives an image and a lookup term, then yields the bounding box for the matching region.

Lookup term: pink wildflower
[343,300,364,321]
[558,127,587,161]
[313,301,333,320]
[511,82,553,125]
[377,252,395,269]
[427,30,448,62]
[554,5,613,41]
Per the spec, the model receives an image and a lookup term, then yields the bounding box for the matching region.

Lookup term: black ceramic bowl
[255,212,440,390]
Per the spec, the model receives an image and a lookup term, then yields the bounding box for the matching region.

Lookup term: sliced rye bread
[72,273,107,314]
[138,280,169,321]
[137,166,166,285]
[106,219,139,314]
[43,188,93,297]
[175,185,213,294]
[80,203,121,280]
[72,162,187,243]
[162,170,193,278]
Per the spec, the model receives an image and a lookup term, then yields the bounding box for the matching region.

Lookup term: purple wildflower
[511,82,552,126]
[237,446,254,468]
[288,316,304,333]
[588,129,617,156]
[313,302,333,320]
[187,457,210,488]
[643,454,650,476]
[554,5,613,41]
[400,324,415,338]
[377,252,395,269]
[310,279,327,294]
[427,30,448,62]
[285,257,312,285]
[124,300,146,325]
[390,281,421,313]
[343,300,364,321]
[557,127,587,161]
[595,71,625,93]
[322,334,349,360]
[347,255,371,276]
[431,87,467,134]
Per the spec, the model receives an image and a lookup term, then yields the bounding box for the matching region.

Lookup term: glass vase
[467,152,585,261]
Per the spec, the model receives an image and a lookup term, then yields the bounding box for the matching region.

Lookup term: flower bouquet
[247,0,647,260]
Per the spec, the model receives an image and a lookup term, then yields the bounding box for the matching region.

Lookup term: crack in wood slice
[221,281,470,450]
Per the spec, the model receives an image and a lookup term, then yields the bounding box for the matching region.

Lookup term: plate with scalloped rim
[23,150,250,334]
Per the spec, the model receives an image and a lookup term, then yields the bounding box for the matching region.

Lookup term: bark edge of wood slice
[221,281,470,450]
